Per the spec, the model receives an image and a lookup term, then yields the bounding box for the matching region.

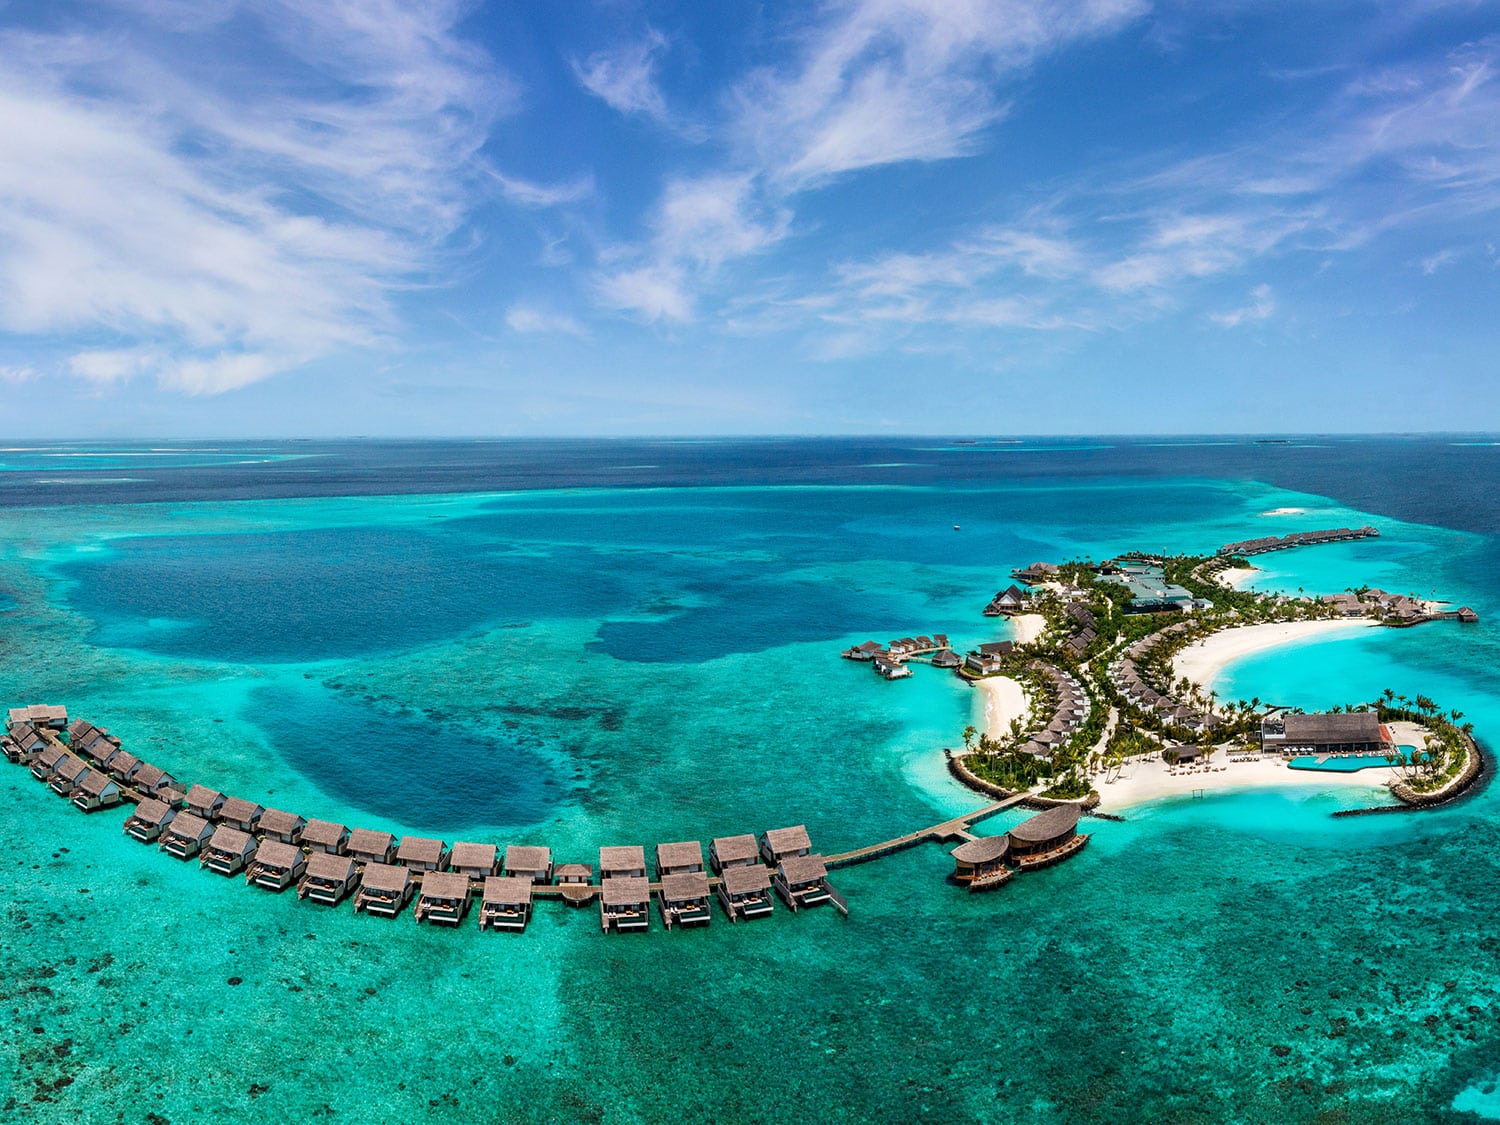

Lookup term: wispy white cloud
[0,363,37,384]
[505,305,587,337]
[573,30,671,123]
[489,170,595,209]
[1208,283,1275,327]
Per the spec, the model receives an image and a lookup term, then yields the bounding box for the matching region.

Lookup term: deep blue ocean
[5,436,1500,1123]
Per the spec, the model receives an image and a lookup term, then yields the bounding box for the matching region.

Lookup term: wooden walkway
[824,790,1034,870]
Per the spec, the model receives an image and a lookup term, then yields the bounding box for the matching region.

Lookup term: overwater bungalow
[245,840,307,891]
[105,749,142,784]
[1007,805,1089,870]
[478,875,534,932]
[841,640,885,661]
[773,854,837,912]
[396,836,449,873]
[185,784,225,822]
[600,875,651,933]
[300,818,350,855]
[655,840,704,879]
[353,862,414,918]
[9,704,67,731]
[930,648,963,669]
[709,834,760,874]
[299,852,360,906]
[71,770,122,812]
[504,845,553,884]
[716,863,774,921]
[159,813,215,859]
[450,842,499,878]
[760,825,812,866]
[218,797,264,834]
[556,863,594,884]
[348,828,397,866]
[257,808,306,844]
[132,764,179,801]
[415,871,473,926]
[949,835,1012,891]
[49,754,90,796]
[201,826,258,876]
[657,871,712,929]
[123,798,177,842]
[599,845,646,881]
[28,743,66,782]
[872,656,913,680]
[65,717,97,744]
[3,723,46,765]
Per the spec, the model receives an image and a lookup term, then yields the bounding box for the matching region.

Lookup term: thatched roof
[361,861,411,893]
[419,871,471,901]
[185,784,223,811]
[219,796,263,823]
[397,837,447,866]
[951,835,1011,864]
[482,875,534,904]
[259,808,305,837]
[655,841,703,870]
[555,862,593,880]
[133,764,171,790]
[348,828,395,855]
[76,771,116,797]
[721,864,771,894]
[659,871,710,901]
[450,842,497,871]
[761,825,811,855]
[254,840,301,870]
[779,854,828,884]
[207,825,254,855]
[165,812,211,841]
[505,845,551,872]
[1009,805,1081,843]
[131,798,174,826]
[601,875,650,905]
[1280,712,1382,743]
[712,834,759,864]
[300,819,348,848]
[599,845,646,872]
[305,851,356,882]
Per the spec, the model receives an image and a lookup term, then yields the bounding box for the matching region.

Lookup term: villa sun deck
[716,863,774,921]
[123,798,177,842]
[299,852,360,906]
[657,871,712,929]
[600,875,651,933]
[245,839,307,891]
[774,854,846,915]
[709,833,759,873]
[353,862,414,918]
[201,826,258,876]
[479,875,535,932]
[415,871,474,926]
[159,813,214,859]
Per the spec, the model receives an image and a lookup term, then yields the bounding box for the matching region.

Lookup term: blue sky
[0,0,1497,436]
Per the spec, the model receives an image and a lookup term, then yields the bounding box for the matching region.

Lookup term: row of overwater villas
[948,805,1091,891]
[3,713,841,933]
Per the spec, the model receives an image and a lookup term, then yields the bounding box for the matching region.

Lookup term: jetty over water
[2,704,1091,939]
[1217,526,1378,557]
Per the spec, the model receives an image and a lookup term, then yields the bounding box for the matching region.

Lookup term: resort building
[449,842,499,879]
[201,826,258,876]
[709,834,760,874]
[556,863,594,885]
[479,875,534,932]
[1007,806,1089,870]
[159,813,215,859]
[246,840,307,891]
[299,852,360,906]
[131,763,179,801]
[348,828,397,866]
[3,723,45,765]
[354,862,415,917]
[841,640,885,661]
[655,841,704,879]
[49,754,90,796]
[300,818,350,855]
[124,798,177,842]
[504,845,553,884]
[716,863,774,921]
[599,845,647,880]
[1260,712,1392,754]
[930,648,963,669]
[397,836,450,873]
[9,704,67,730]
[257,808,306,844]
[600,875,651,933]
[983,585,1030,616]
[872,656,912,680]
[71,770,122,812]
[74,729,120,764]
[1012,562,1060,584]
[759,825,812,867]
[773,854,836,912]
[415,871,474,926]
[29,743,67,782]
[218,797,264,834]
[949,835,1012,891]
[658,871,712,928]
[184,784,225,822]
[104,749,142,784]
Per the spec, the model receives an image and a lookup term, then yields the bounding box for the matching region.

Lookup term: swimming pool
[1287,747,1421,772]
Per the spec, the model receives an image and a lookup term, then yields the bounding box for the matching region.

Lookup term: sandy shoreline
[1093,752,1394,812]
[1172,618,1378,692]
[1213,566,1257,590]
[975,676,1029,740]
[1011,613,1045,645]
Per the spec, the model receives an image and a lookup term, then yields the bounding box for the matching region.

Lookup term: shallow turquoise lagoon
[5,448,1500,1123]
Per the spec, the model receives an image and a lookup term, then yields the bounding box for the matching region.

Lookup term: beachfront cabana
[201,826,258,876]
[600,876,651,933]
[1007,805,1088,870]
[218,797,264,834]
[353,862,414,918]
[299,852,360,906]
[479,875,534,932]
[49,754,90,796]
[449,842,499,878]
[504,845,553,884]
[716,863,773,921]
[397,836,449,873]
[655,841,704,879]
[950,835,1011,890]
[709,834,760,874]
[245,840,307,891]
[257,808,306,844]
[759,825,812,867]
[300,818,350,855]
[657,871,712,929]
[348,828,397,866]
[124,798,177,842]
[773,854,835,912]
[599,845,646,880]
[71,770,122,812]
[185,784,225,822]
[415,871,473,926]
[159,813,215,859]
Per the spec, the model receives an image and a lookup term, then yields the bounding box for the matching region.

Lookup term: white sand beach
[1172,619,1378,692]
[1213,566,1257,590]
[976,676,1029,740]
[1093,753,1394,812]
[1011,613,1046,645]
